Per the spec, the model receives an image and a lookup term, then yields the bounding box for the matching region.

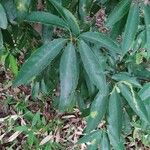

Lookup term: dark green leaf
[13,38,67,86]
[112,72,141,88]
[77,130,101,144]
[49,0,80,36]
[108,89,124,150]
[25,11,68,29]
[100,132,110,150]
[119,83,149,123]
[80,32,121,54]
[144,5,150,57]
[59,43,79,111]
[78,40,107,93]
[106,0,131,28]
[86,92,108,133]
[0,3,8,29]
[121,2,139,55]
[138,82,150,101]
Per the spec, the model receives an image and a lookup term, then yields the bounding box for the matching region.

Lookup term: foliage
[0,0,150,149]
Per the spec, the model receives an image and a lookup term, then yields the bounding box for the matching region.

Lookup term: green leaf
[9,54,18,76]
[32,111,40,127]
[49,0,80,36]
[78,40,107,93]
[80,32,121,54]
[108,89,124,150]
[121,2,139,55]
[112,72,141,88]
[13,38,67,86]
[0,3,8,29]
[31,82,40,98]
[77,130,101,144]
[86,92,108,133]
[79,0,93,21]
[119,83,149,124]
[15,0,31,20]
[25,11,68,29]
[106,0,131,28]
[138,82,150,101]
[59,43,79,111]
[0,29,3,48]
[144,5,150,57]
[100,132,110,150]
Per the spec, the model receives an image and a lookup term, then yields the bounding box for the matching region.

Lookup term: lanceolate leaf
[144,5,150,57]
[25,11,68,29]
[119,83,149,123]
[13,38,67,86]
[79,0,93,21]
[59,43,79,111]
[86,92,108,133]
[80,32,121,54]
[100,132,110,150]
[77,130,101,144]
[0,29,3,48]
[49,0,80,36]
[108,89,124,150]
[106,0,131,28]
[0,3,8,29]
[112,72,141,88]
[121,2,139,55]
[78,40,107,93]
[138,82,150,101]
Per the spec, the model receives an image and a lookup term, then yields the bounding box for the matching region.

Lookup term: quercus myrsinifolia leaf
[144,4,150,57]
[100,131,110,150]
[0,3,8,29]
[25,11,68,29]
[77,130,101,144]
[15,0,31,20]
[108,89,124,150]
[138,82,150,101]
[79,0,93,21]
[118,82,149,124]
[85,92,108,133]
[106,0,131,28]
[78,39,107,94]
[59,43,79,111]
[49,0,80,36]
[80,32,121,55]
[121,1,139,56]
[13,38,67,86]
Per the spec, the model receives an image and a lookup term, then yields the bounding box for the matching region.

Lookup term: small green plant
[0,0,150,149]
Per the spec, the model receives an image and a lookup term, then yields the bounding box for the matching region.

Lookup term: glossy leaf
[49,0,80,36]
[100,132,110,150]
[77,130,101,144]
[138,82,150,101]
[121,2,139,55]
[144,5,150,57]
[25,11,68,29]
[0,3,8,29]
[79,0,93,21]
[80,32,121,54]
[13,38,67,86]
[119,83,149,123]
[108,89,124,150]
[86,92,108,133]
[78,40,107,93]
[106,0,131,28]
[112,72,141,88]
[59,43,79,111]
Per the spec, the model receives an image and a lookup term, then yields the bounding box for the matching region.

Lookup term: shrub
[0,0,150,149]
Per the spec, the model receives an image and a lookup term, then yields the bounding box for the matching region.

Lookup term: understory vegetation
[0,0,150,149]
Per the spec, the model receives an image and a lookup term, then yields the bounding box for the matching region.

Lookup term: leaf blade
[13,38,67,86]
